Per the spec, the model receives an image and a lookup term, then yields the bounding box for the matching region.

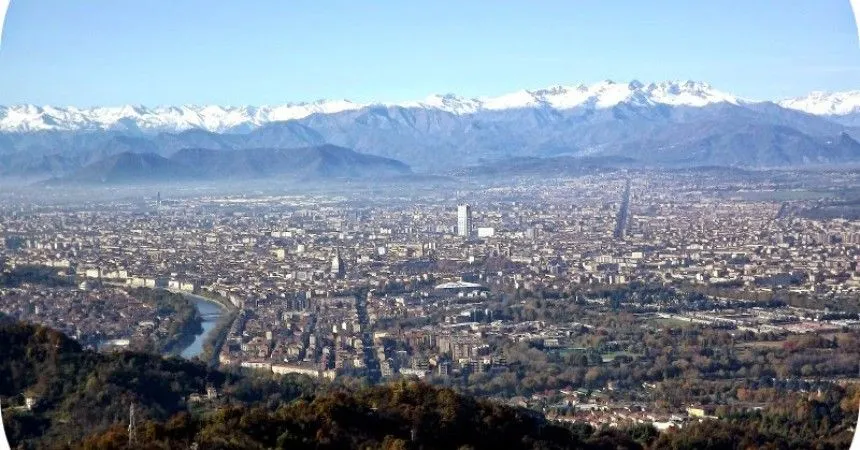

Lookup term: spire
[331,248,345,277]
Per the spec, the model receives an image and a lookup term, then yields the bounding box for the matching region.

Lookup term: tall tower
[457,204,472,237]
[128,403,137,446]
[331,250,345,277]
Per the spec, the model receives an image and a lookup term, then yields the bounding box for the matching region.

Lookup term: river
[179,294,226,359]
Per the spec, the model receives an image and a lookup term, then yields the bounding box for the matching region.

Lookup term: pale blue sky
[0,0,858,106]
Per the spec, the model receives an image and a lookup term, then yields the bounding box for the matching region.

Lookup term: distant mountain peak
[2,81,859,134]
[779,90,860,116]
[533,85,568,96]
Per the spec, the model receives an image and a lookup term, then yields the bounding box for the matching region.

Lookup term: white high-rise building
[457,204,472,237]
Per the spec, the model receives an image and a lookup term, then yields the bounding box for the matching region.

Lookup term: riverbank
[176,291,233,310]
[178,298,224,359]
[170,289,238,367]
[127,287,203,355]
[162,315,203,357]
[200,309,238,367]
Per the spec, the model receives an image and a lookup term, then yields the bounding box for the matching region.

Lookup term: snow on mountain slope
[406,80,741,113]
[644,80,741,107]
[0,101,365,133]
[399,94,483,115]
[0,80,822,134]
[779,91,860,116]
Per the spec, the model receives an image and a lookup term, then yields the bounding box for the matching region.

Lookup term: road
[354,293,381,382]
[613,180,631,239]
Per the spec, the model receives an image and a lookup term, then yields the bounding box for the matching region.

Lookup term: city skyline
[2,167,859,449]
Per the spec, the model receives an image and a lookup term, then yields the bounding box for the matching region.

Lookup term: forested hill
[0,321,226,447]
[0,321,855,449]
[0,322,623,449]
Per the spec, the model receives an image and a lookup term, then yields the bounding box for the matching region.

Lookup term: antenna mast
[128,403,137,446]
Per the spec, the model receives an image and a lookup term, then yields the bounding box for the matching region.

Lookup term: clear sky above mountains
[0,0,857,106]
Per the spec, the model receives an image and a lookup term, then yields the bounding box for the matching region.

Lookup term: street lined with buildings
[2,169,860,425]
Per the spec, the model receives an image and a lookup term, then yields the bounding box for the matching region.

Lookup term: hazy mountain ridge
[283,99,860,167]
[61,152,188,184]
[2,80,860,176]
[51,145,411,185]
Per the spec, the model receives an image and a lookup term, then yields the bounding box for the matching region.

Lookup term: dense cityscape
[2,169,859,437]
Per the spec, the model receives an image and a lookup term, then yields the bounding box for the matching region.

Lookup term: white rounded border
[853,3,860,447]
[0,1,852,450]
[0,401,9,450]
[0,0,9,48]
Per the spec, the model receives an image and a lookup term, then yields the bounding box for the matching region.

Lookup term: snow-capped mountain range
[1,80,856,134]
[0,80,783,134]
[0,100,363,134]
[3,79,860,181]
